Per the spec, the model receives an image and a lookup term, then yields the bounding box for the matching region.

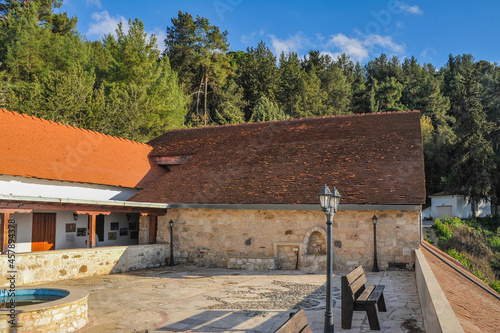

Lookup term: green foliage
[2,6,500,202]
[449,71,494,213]
[250,96,287,122]
[489,280,500,293]
[213,79,246,125]
[164,11,231,126]
[432,217,456,244]
[446,248,471,269]
[0,4,186,142]
[434,215,500,294]
[374,77,404,112]
[488,235,500,252]
[238,41,279,120]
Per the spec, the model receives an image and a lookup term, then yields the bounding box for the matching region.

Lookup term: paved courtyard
[39,267,424,333]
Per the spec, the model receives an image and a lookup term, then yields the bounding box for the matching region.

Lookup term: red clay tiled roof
[0,109,166,188]
[422,242,500,332]
[131,111,426,205]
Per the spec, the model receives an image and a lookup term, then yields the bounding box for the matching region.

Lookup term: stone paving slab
[35,267,424,333]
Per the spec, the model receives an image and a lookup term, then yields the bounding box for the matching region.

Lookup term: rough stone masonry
[155,208,420,271]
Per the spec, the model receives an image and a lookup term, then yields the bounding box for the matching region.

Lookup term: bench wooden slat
[341,266,387,330]
[349,273,367,297]
[356,284,375,302]
[275,309,310,333]
[368,285,385,303]
[346,265,365,284]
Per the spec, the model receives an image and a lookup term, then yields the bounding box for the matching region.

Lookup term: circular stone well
[0,287,88,332]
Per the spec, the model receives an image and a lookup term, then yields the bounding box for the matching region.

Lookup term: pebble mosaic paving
[38,266,425,333]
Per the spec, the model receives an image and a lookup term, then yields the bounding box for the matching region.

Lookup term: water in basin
[0,288,69,308]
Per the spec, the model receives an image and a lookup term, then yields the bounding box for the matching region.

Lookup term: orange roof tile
[0,109,166,188]
[422,242,500,332]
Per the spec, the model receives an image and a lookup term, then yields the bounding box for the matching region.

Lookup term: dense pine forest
[1,1,500,211]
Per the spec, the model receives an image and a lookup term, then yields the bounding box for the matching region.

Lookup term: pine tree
[238,41,279,120]
[102,19,186,141]
[250,96,286,122]
[449,71,494,214]
[164,11,230,126]
[277,52,302,117]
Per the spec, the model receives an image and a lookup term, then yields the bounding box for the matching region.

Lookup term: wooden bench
[274,309,312,333]
[341,266,387,330]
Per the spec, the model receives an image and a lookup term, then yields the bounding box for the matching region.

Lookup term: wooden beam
[0,213,10,254]
[88,214,96,248]
[149,215,158,244]
[153,155,193,165]
[76,211,111,216]
[0,209,32,214]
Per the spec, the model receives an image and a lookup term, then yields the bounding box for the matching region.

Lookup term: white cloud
[86,0,102,8]
[241,30,265,46]
[241,32,257,45]
[319,51,341,61]
[269,32,312,56]
[421,48,437,59]
[328,34,369,61]
[87,11,128,38]
[326,33,405,62]
[365,35,405,54]
[398,3,423,15]
[316,33,325,42]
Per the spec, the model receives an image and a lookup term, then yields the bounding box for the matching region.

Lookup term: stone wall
[158,208,420,271]
[227,256,275,270]
[0,244,168,287]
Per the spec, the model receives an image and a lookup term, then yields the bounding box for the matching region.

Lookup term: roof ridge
[162,110,420,134]
[0,109,150,148]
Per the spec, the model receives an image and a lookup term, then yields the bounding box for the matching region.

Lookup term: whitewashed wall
[431,195,491,219]
[9,211,139,253]
[10,213,32,252]
[0,175,137,200]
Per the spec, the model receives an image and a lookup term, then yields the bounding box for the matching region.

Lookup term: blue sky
[61,0,499,67]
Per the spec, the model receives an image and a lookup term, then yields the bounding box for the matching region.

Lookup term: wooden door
[32,213,56,251]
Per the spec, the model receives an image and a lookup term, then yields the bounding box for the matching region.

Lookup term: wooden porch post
[0,212,10,254]
[88,214,96,248]
[149,215,158,244]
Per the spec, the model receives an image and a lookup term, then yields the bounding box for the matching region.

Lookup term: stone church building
[0,109,425,283]
[131,110,425,271]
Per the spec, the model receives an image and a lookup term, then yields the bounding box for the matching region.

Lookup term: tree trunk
[471,200,477,217]
[204,66,208,126]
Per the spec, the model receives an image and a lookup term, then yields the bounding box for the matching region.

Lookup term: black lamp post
[318,184,341,333]
[169,219,175,267]
[372,215,379,272]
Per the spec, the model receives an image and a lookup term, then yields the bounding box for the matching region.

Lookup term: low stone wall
[414,249,464,333]
[300,254,327,273]
[227,255,275,270]
[0,244,168,287]
[159,208,420,271]
[0,288,88,333]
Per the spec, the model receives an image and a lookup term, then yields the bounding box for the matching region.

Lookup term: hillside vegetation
[431,216,500,293]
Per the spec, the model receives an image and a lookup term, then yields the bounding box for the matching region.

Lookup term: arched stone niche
[303,227,327,255]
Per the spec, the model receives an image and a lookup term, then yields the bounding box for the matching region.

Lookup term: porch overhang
[0,195,169,252]
[0,194,168,215]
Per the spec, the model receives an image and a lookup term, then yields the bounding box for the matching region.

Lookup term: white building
[429,192,491,219]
